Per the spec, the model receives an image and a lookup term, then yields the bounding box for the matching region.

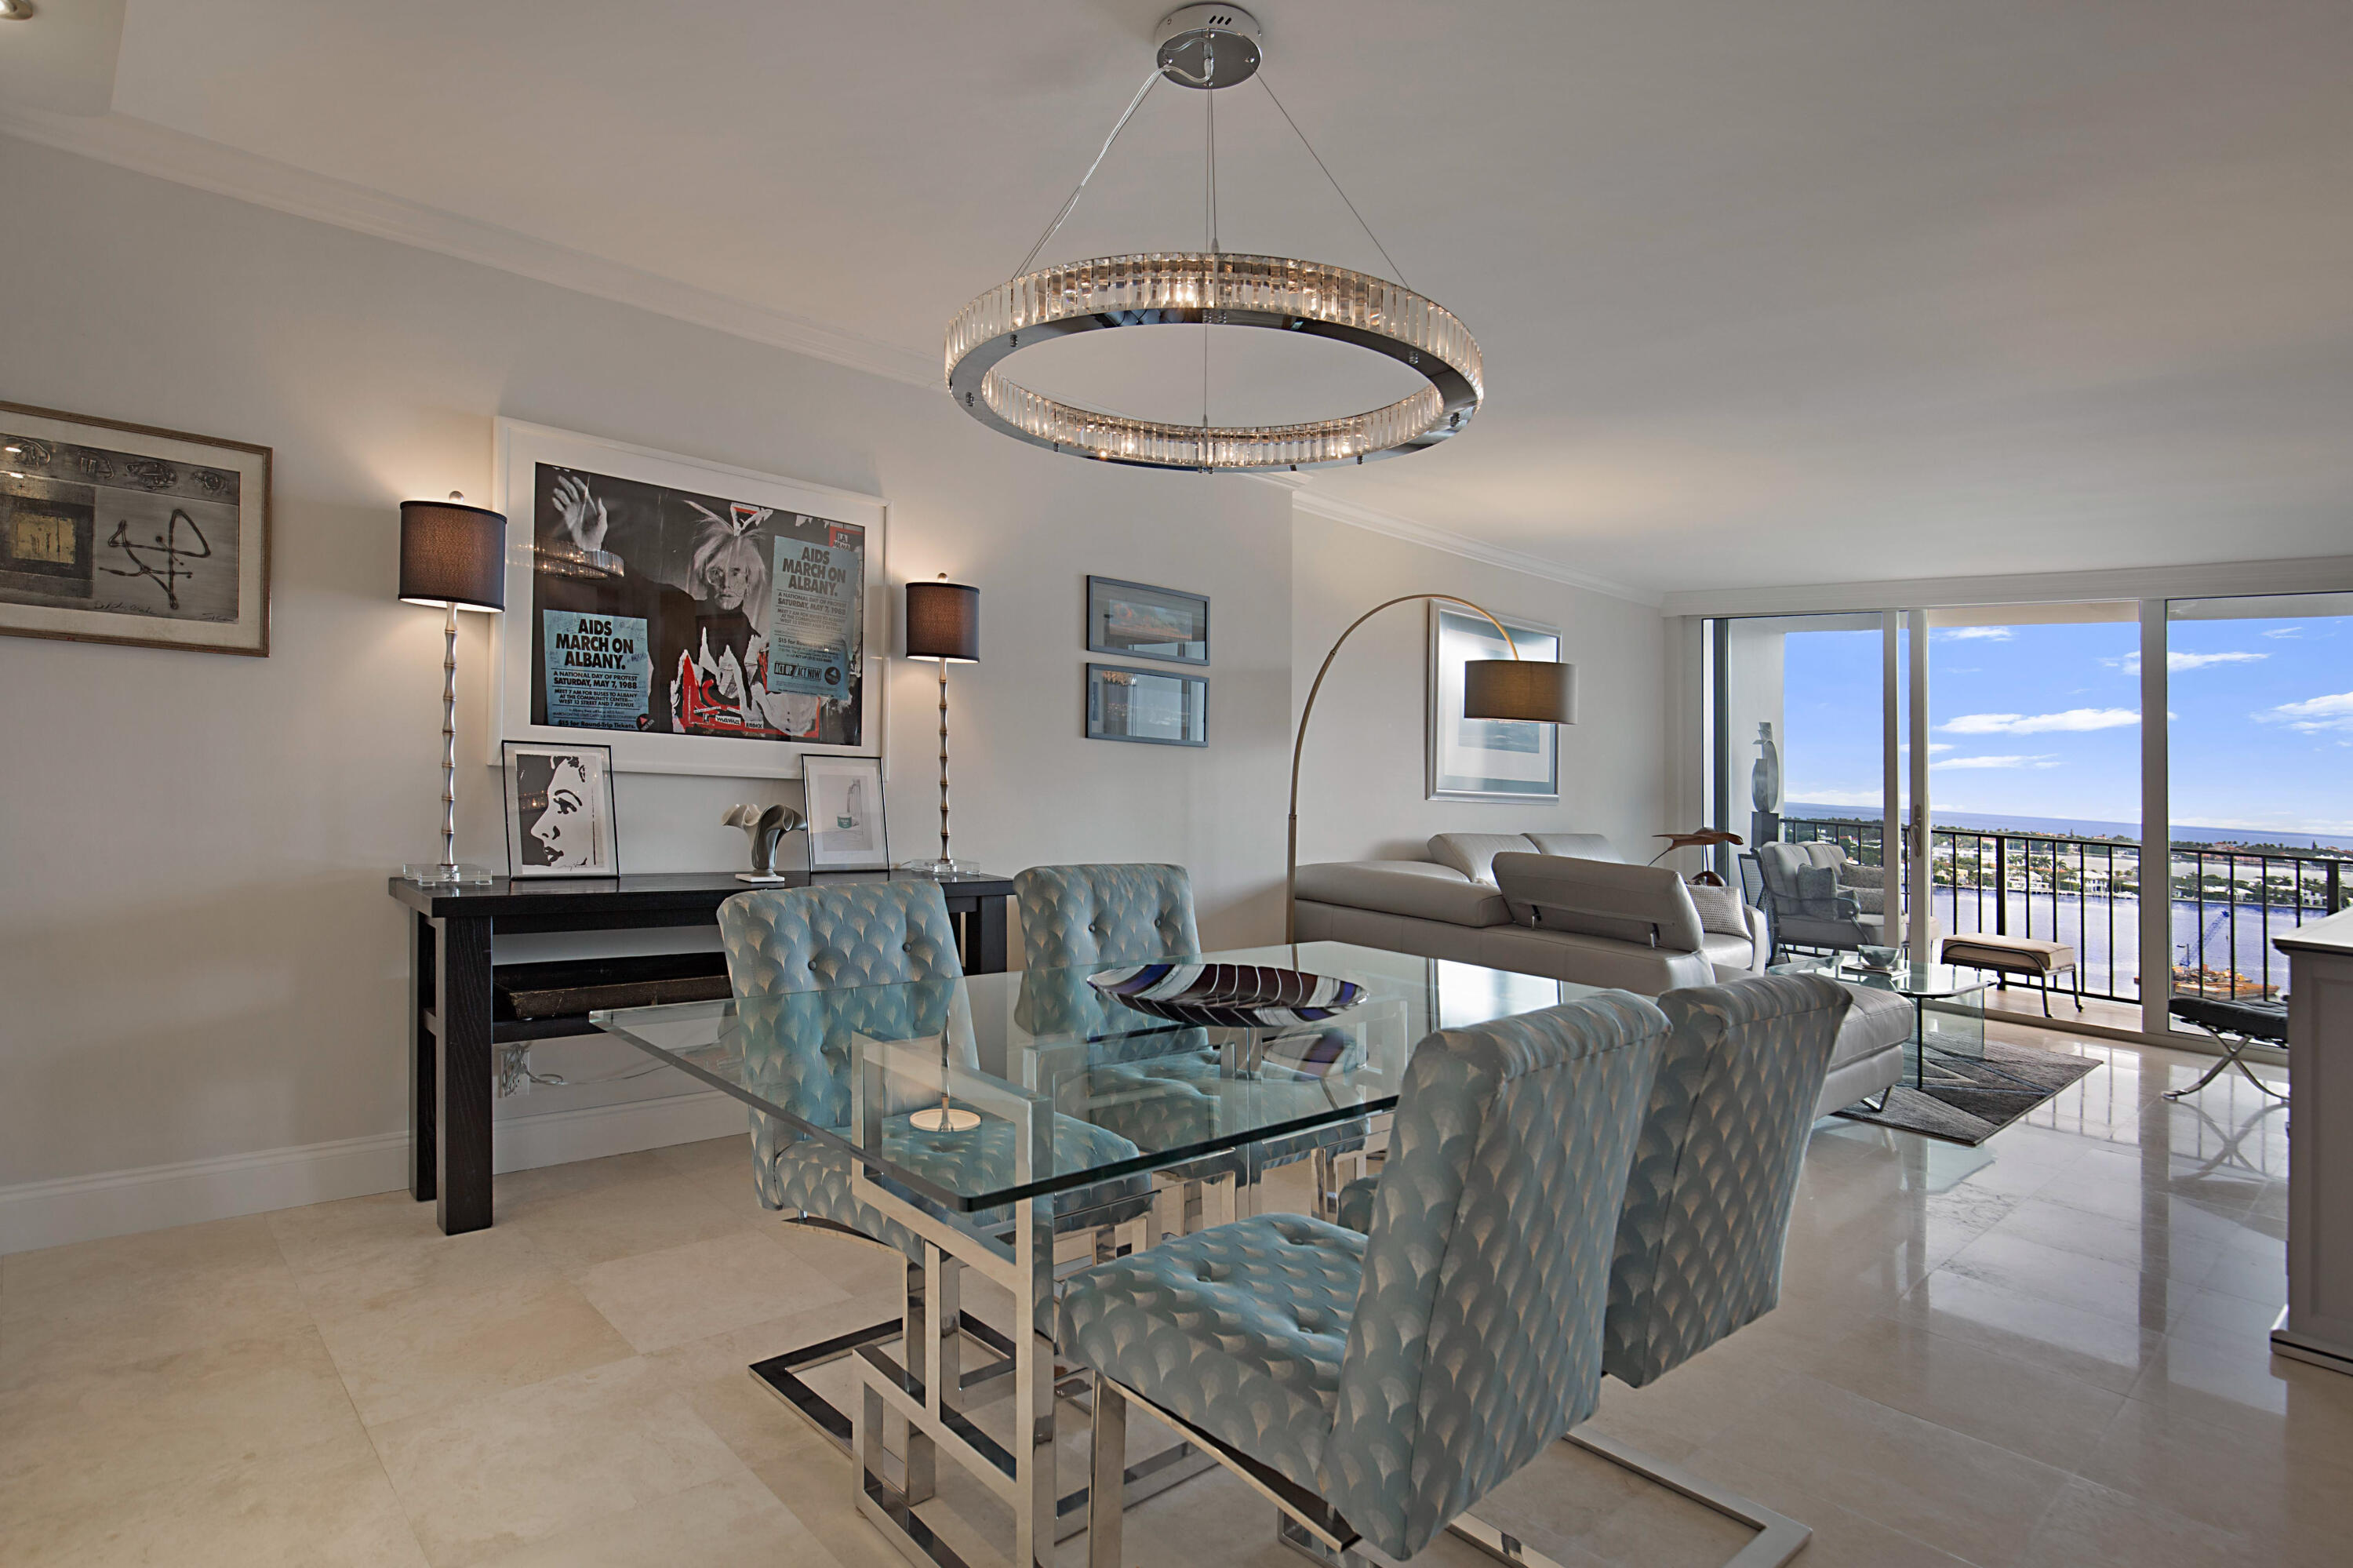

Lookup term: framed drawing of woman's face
[502,741,620,878]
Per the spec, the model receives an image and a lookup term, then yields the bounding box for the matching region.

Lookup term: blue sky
[1778,609,2351,837]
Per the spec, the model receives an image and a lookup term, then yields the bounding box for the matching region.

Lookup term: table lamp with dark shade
[398,495,507,886]
[900,574,980,880]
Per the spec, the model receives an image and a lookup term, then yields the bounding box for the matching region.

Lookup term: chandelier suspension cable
[1203,85,1217,446]
[1012,66,1165,280]
[1255,70,1409,289]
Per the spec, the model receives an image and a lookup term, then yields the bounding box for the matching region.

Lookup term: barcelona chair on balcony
[1061,992,1670,1566]
[1329,972,1849,1567]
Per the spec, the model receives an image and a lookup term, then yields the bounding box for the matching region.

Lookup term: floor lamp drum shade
[904,579,980,662]
[1464,656,1577,725]
[398,500,507,612]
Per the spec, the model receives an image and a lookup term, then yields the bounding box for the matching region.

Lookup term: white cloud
[2259,690,2353,735]
[1932,754,2062,770]
[2104,650,2268,675]
[1934,626,2014,642]
[2262,627,2304,639]
[1941,708,2140,735]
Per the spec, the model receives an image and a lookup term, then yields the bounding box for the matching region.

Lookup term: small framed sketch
[503,741,620,877]
[1086,577,1208,664]
[0,401,272,657]
[802,755,889,870]
[1086,663,1208,748]
[1427,603,1562,800]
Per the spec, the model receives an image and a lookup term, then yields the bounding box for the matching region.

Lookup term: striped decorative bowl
[1086,962,1368,1029]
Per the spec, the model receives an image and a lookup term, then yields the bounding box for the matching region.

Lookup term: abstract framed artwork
[1086,576,1209,665]
[1086,662,1209,747]
[1427,602,1562,800]
[492,419,888,777]
[802,755,889,870]
[0,401,271,657]
[501,740,620,879]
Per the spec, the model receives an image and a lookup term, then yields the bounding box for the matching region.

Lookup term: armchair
[1749,840,1939,962]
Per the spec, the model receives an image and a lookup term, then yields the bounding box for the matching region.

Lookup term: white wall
[0,138,1297,1228]
[1289,510,1669,867]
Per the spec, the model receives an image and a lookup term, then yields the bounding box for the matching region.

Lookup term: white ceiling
[9,0,2352,598]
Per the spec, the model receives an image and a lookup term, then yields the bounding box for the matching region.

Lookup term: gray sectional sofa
[1294,831,1911,1116]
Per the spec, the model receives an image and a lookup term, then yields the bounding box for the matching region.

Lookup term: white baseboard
[0,1090,747,1257]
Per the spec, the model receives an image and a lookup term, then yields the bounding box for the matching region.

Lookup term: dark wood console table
[387,869,1016,1235]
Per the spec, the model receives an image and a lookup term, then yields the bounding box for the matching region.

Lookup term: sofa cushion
[1526,832,1623,863]
[1684,880,1749,938]
[1293,861,1510,929]
[1698,930,1758,975]
[1426,833,1538,884]
[1493,854,1707,953]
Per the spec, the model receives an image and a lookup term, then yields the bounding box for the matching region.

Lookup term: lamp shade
[398,500,507,611]
[1464,657,1577,724]
[905,579,980,662]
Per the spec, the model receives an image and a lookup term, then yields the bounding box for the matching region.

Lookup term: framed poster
[1086,576,1208,664]
[1086,663,1209,747]
[0,402,271,656]
[1427,604,1561,800]
[492,420,886,777]
[502,741,620,878]
[802,755,889,870]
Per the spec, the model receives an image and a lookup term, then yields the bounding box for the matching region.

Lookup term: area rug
[1832,1039,2100,1145]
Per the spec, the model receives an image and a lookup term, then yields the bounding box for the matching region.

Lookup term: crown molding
[1657,555,2353,618]
[1288,488,1657,606]
[0,107,942,391]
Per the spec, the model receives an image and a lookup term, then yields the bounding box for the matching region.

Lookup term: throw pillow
[1835,860,1879,889]
[1795,865,1841,904]
[1684,879,1749,937]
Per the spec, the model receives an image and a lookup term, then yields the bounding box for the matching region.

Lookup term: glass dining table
[593,939,1597,1568]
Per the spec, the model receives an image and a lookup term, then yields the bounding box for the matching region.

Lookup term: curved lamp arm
[1287,594,1525,943]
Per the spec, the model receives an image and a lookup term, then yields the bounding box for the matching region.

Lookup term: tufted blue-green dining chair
[1331,973,1849,1566]
[718,881,1147,1261]
[1014,863,1347,1229]
[1060,992,1669,1564]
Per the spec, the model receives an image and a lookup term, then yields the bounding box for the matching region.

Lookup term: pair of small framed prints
[498,743,889,877]
[1084,576,1209,748]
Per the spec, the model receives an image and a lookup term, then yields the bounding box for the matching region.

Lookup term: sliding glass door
[1700,588,2347,1047]
[2161,593,2353,1018]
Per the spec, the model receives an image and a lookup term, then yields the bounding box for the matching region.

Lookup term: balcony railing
[1780,816,2349,1005]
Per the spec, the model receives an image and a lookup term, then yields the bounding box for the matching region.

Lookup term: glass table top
[594,940,1595,1215]
[1772,955,1992,999]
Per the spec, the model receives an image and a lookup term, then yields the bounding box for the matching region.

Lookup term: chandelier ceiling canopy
[944,6,1483,473]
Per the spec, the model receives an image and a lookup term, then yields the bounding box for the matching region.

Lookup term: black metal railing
[1780,817,2349,1004]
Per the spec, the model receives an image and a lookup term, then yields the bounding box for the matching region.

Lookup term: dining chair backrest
[1603,973,1849,1388]
[718,882,969,1212]
[1319,993,1669,1560]
[718,880,965,999]
[1014,864,1200,970]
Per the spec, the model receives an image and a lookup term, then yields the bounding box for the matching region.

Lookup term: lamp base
[403,861,497,886]
[907,1105,981,1133]
[896,857,969,879]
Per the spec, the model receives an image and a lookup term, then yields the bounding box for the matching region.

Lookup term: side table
[1770,957,1992,1089]
[387,869,1016,1235]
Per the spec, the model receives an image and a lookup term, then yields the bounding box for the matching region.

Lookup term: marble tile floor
[1,1018,2340,1567]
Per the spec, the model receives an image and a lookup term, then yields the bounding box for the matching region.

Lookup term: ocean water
[1784,803,2353,856]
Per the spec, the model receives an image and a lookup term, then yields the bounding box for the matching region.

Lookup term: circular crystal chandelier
[944,7,1483,473]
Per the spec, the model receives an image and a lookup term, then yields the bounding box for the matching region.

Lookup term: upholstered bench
[1939,933,2082,1017]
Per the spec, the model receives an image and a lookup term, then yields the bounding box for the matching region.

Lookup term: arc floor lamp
[1288,595,1578,942]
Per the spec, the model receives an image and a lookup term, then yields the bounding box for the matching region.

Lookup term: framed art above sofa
[1427,603,1561,800]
